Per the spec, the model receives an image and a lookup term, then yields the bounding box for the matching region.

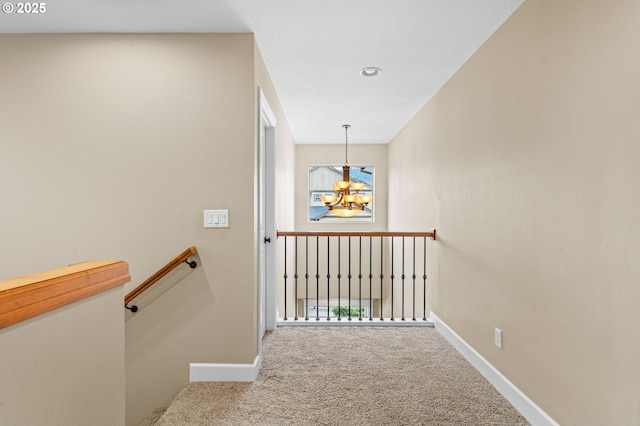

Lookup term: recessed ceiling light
[360,67,381,77]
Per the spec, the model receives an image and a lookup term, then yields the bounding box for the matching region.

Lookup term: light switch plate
[204,210,229,228]
[494,327,502,349]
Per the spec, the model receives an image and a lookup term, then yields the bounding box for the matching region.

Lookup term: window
[303,299,372,319]
[308,165,374,222]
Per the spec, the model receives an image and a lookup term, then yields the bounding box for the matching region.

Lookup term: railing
[276,231,436,324]
[1,260,130,329]
[124,246,198,313]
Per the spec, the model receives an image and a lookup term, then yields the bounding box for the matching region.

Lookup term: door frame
[257,87,277,345]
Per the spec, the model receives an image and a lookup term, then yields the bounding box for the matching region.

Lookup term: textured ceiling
[0,0,524,143]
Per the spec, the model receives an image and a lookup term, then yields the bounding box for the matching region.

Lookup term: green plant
[331,306,365,317]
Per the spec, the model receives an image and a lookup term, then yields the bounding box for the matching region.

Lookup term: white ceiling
[0,0,524,144]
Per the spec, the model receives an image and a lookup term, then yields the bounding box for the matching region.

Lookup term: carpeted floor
[154,327,529,426]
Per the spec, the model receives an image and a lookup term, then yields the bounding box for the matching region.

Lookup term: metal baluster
[412,236,417,321]
[369,236,373,321]
[294,237,298,321]
[358,236,363,321]
[305,236,309,321]
[401,236,406,321]
[337,237,342,321]
[316,236,320,321]
[423,236,427,321]
[390,236,395,321]
[380,237,384,321]
[326,236,331,321]
[348,236,352,321]
[283,236,288,321]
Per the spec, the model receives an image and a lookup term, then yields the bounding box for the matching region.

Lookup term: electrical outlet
[494,328,503,349]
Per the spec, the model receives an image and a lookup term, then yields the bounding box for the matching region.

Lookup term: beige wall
[0,34,256,327]
[0,33,295,426]
[0,32,253,422]
[254,40,296,235]
[0,287,125,426]
[388,0,640,424]
[295,144,387,231]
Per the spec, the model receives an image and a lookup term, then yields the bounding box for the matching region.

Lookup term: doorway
[257,88,277,349]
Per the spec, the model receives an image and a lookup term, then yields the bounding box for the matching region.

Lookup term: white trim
[278,318,434,327]
[189,355,261,382]
[257,87,278,334]
[259,88,277,127]
[430,312,559,426]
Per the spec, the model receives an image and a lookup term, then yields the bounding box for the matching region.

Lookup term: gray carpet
[154,327,529,426]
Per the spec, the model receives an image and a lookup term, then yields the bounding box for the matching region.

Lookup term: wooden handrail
[277,230,436,240]
[0,260,130,329]
[124,246,198,306]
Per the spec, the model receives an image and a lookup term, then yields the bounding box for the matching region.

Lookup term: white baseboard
[430,312,558,426]
[190,355,261,382]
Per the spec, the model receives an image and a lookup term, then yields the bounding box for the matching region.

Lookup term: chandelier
[320,124,373,217]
